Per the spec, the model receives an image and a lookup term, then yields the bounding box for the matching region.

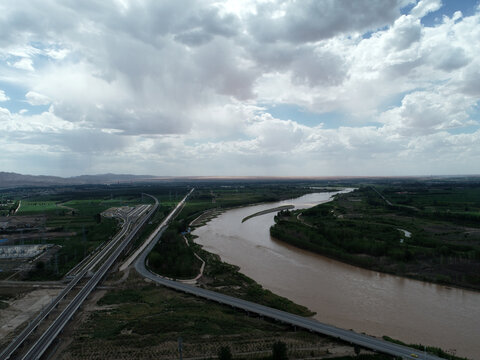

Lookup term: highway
[19,197,159,360]
[2,189,447,360]
[134,192,445,360]
[120,188,193,271]
[0,199,158,360]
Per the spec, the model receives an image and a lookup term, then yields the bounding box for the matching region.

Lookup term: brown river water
[192,191,480,359]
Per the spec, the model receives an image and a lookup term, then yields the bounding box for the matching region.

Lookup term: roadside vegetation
[148,224,201,279]
[0,199,19,216]
[271,181,480,290]
[0,184,177,280]
[382,336,468,360]
[0,296,9,309]
[145,183,320,316]
[146,221,315,315]
[60,271,372,360]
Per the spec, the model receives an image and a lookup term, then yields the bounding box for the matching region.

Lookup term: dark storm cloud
[248,0,406,44]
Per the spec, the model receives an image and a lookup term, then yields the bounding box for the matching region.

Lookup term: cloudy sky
[0,0,479,176]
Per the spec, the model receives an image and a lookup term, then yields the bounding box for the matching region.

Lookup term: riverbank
[55,268,377,359]
[192,236,315,317]
[145,186,348,317]
[270,187,480,291]
[192,190,480,359]
[242,205,295,223]
[146,218,315,317]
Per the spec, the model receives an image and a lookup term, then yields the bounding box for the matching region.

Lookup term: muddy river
[193,191,480,359]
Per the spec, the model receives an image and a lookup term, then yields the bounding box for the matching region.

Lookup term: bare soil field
[0,287,61,345]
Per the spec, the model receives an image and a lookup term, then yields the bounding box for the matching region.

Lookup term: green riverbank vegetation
[146,184,318,316]
[270,182,480,290]
[177,184,316,224]
[148,224,202,279]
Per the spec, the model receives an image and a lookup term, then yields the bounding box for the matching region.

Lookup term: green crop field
[16,201,59,214]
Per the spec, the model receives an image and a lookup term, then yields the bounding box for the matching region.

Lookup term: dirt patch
[0,287,61,344]
[189,209,223,227]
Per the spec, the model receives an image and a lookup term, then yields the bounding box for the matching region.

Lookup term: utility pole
[54,253,59,275]
[178,337,183,360]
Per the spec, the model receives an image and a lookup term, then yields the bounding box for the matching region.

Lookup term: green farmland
[16,201,59,215]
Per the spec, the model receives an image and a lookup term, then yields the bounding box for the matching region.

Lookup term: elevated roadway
[134,191,445,360]
[0,197,158,360]
[120,188,193,271]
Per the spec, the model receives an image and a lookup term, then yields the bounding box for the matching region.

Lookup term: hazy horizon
[1,0,479,177]
[3,170,480,180]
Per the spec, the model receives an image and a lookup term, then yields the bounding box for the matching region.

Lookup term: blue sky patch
[0,82,50,115]
[447,124,480,135]
[263,103,350,128]
[420,0,478,26]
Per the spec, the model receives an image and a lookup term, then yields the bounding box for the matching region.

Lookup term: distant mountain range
[2,172,478,189]
[0,172,158,188]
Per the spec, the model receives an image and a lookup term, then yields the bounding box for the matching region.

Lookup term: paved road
[120,189,193,271]
[134,193,445,360]
[19,197,159,360]
[371,186,393,206]
[0,197,158,360]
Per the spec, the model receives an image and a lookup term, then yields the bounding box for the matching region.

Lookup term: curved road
[134,195,445,360]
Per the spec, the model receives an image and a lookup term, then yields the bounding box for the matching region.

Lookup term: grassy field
[59,272,372,360]
[16,201,59,215]
[271,183,480,290]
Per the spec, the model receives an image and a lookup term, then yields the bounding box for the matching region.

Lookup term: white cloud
[45,47,70,60]
[379,90,476,136]
[0,0,479,176]
[0,89,9,102]
[10,57,34,71]
[246,114,308,152]
[247,0,406,44]
[25,91,51,106]
[410,0,442,19]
